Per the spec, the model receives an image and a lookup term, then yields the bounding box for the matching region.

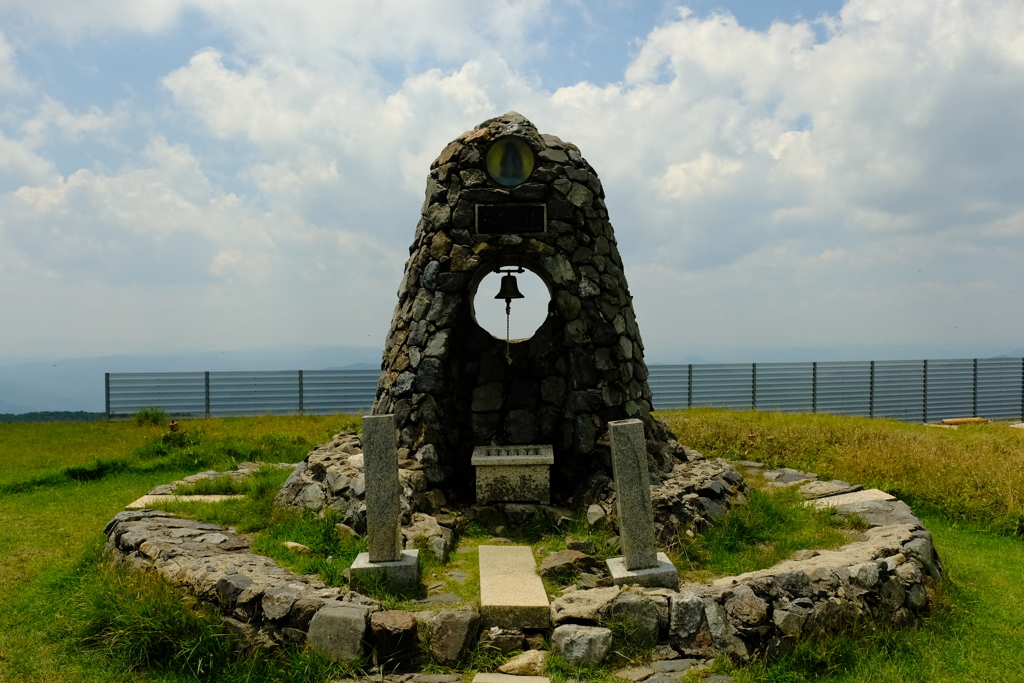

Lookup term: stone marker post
[350,414,419,589]
[605,418,679,589]
[609,418,658,570]
[363,414,403,562]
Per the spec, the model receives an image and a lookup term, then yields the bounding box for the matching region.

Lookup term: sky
[1,0,1023,367]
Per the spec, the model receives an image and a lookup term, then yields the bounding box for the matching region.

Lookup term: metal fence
[648,358,1024,422]
[106,358,1024,423]
[105,370,380,420]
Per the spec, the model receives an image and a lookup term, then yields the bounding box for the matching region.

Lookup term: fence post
[687,364,693,408]
[205,371,211,418]
[299,370,304,416]
[869,361,875,418]
[923,359,929,424]
[812,362,817,414]
[752,363,757,410]
[105,373,111,421]
[973,358,978,418]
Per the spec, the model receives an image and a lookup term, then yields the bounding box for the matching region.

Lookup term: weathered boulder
[262,583,305,621]
[371,610,418,664]
[429,610,481,665]
[550,586,620,624]
[600,590,661,647]
[498,649,548,675]
[539,549,596,577]
[551,624,613,667]
[403,512,453,562]
[306,604,370,663]
[480,626,525,654]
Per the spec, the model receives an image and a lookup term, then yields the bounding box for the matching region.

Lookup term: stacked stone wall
[373,112,683,502]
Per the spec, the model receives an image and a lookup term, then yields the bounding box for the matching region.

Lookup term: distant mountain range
[0,345,382,413]
[0,342,1020,414]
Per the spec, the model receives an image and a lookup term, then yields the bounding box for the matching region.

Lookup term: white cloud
[0,31,25,91]
[2,0,1024,361]
[0,0,188,40]
[659,152,744,200]
[198,0,551,67]
[21,96,129,144]
[0,131,54,183]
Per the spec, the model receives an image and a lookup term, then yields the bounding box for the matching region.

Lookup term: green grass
[0,414,361,683]
[661,408,1024,534]
[1,409,1023,682]
[2,538,366,683]
[672,485,858,582]
[723,512,1024,682]
[0,420,164,487]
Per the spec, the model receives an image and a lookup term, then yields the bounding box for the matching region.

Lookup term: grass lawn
[0,410,1022,682]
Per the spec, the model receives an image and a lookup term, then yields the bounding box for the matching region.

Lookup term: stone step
[125,494,245,509]
[478,545,550,629]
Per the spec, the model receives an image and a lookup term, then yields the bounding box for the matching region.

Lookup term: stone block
[430,609,481,664]
[479,545,550,629]
[608,419,658,570]
[480,627,525,653]
[306,604,370,663]
[350,550,420,591]
[125,494,244,510]
[371,610,418,662]
[550,585,620,623]
[806,488,895,509]
[362,414,402,562]
[832,500,921,527]
[606,553,679,590]
[798,480,859,500]
[498,649,548,675]
[601,591,660,647]
[472,445,554,504]
[551,623,613,667]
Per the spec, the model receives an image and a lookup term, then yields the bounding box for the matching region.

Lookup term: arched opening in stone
[469,261,553,342]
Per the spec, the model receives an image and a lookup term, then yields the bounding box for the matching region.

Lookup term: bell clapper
[505,299,512,364]
[494,263,525,365]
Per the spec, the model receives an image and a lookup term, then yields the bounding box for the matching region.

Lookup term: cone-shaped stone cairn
[372,111,686,502]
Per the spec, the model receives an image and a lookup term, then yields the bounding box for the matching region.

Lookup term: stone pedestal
[472,445,554,504]
[606,553,679,590]
[350,549,420,590]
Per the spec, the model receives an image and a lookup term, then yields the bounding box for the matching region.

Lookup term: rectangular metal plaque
[475,203,546,235]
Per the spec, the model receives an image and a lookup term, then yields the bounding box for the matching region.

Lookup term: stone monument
[349,414,419,589]
[604,418,679,589]
[372,112,686,501]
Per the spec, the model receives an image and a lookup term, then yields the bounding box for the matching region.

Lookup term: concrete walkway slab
[479,545,550,629]
[806,488,895,509]
[126,494,244,510]
[474,674,550,683]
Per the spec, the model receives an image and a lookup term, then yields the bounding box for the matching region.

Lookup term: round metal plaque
[485,136,535,187]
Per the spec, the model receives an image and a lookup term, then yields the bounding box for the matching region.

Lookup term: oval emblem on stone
[486,136,535,187]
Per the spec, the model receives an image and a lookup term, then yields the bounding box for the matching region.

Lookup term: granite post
[605,418,678,589]
[363,414,402,562]
[350,414,420,589]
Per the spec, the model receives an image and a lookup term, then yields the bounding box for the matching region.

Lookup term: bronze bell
[494,273,525,302]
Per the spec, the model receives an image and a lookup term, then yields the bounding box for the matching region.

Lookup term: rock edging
[103,458,943,669]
